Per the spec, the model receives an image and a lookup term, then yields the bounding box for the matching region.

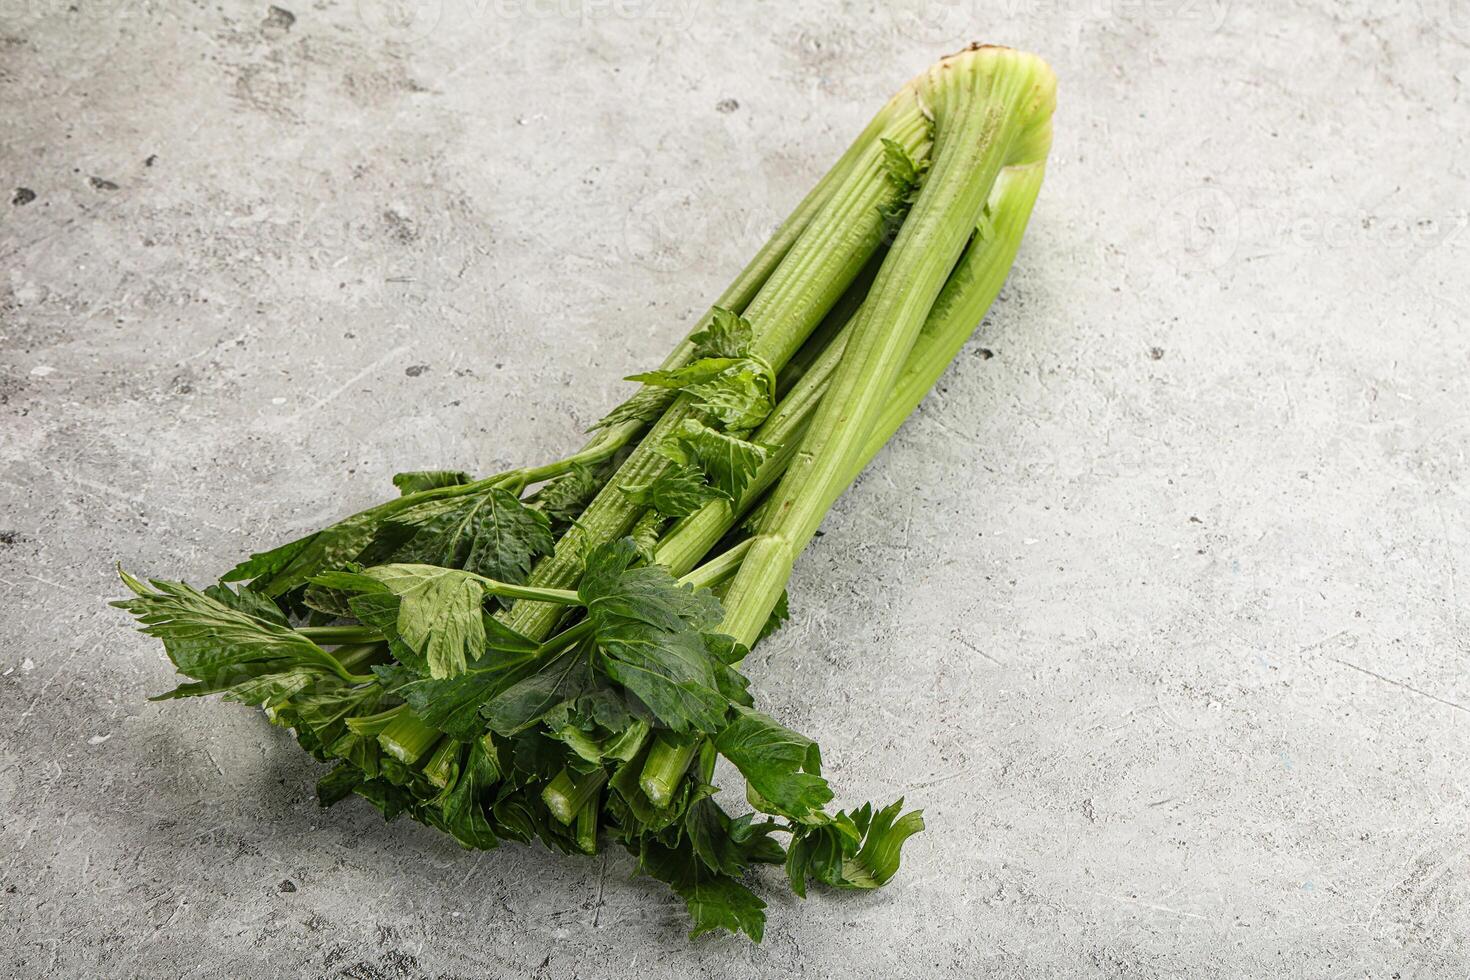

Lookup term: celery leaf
[621,463,723,518]
[360,564,488,679]
[714,706,834,820]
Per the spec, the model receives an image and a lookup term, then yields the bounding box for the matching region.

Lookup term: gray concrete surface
[3,0,1468,976]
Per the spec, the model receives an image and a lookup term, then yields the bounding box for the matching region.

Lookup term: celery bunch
[114,45,1056,941]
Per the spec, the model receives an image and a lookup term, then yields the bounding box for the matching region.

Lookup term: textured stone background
[3,1,1468,976]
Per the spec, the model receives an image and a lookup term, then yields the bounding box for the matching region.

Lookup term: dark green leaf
[783,799,923,894]
[331,565,533,679]
[578,540,731,733]
[668,419,769,501]
[729,814,787,865]
[627,357,746,389]
[300,580,357,618]
[534,464,602,525]
[148,659,285,702]
[222,510,384,596]
[690,307,754,360]
[114,570,346,683]
[316,763,363,807]
[686,794,747,877]
[221,667,321,711]
[702,634,754,708]
[702,632,746,665]
[639,838,766,942]
[576,536,638,603]
[715,706,833,820]
[626,315,773,431]
[590,385,676,432]
[292,683,384,735]
[203,582,288,626]
[354,777,416,821]
[628,509,664,563]
[685,365,774,431]
[508,730,567,782]
[579,685,639,733]
[219,534,314,587]
[389,488,553,587]
[392,470,472,495]
[480,647,591,735]
[840,798,925,889]
[344,588,424,671]
[484,616,540,655]
[784,813,857,897]
[434,741,501,850]
[374,637,539,741]
[598,623,730,734]
[756,590,790,645]
[326,727,384,778]
[621,464,722,519]
[579,540,723,634]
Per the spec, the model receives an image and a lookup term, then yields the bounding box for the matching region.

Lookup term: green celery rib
[744,105,933,368]
[822,162,1049,513]
[718,47,1058,646]
[638,733,698,808]
[422,737,460,789]
[677,538,752,592]
[776,243,883,395]
[573,790,601,855]
[653,320,852,576]
[379,711,442,764]
[332,641,388,673]
[344,704,404,736]
[542,767,608,826]
[654,158,1049,579]
[500,98,935,642]
[474,580,581,605]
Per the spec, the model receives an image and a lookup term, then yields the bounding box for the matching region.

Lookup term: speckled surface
[3,1,1468,976]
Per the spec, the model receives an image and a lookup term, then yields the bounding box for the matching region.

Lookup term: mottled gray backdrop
[3,0,1468,976]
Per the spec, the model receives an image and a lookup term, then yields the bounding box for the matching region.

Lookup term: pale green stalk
[501,94,936,641]
[639,734,698,808]
[653,158,1049,579]
[718,47,1058,645]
